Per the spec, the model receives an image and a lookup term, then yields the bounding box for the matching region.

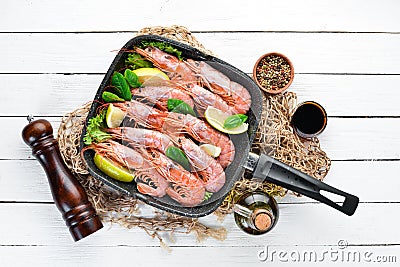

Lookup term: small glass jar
[233,190,279,235]
[291,101,327,139]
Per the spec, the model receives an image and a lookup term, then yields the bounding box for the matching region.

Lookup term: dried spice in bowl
[253,52,294,94]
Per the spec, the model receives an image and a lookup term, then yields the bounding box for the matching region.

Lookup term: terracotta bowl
[252,52,294,94]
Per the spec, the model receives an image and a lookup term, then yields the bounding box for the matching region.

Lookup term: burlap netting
[57,26,331,244]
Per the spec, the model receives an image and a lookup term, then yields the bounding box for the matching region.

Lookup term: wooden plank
[0,160,52,202]
[0,117,62,161]
[0,245,398,267]
[1,33,400,74]
[0,74,100,116]
[3,117,400,160]
[200,33,400,74]
[2,0,400,33]
[1,160,397,203]
[0,203,398,247]
[2,74,400,117]
[292,74,400,117]
[318,118,400,160]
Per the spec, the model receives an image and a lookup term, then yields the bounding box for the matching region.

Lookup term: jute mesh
[57,25,330,245]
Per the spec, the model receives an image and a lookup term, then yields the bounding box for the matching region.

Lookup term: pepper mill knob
[22,119,53,146]
[22,119,103,241]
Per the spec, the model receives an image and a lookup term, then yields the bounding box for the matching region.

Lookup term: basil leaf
[125,53,153,69]
[165,146,191,171]
[102,91,125,103]
[174,103,196,117]
[111,72,131,101]
[167,98,196,116]
[223,114,248,129]
[124,69,141,88]
[236,114,248,123]
[110,73,124,98]
[167,98,184,110]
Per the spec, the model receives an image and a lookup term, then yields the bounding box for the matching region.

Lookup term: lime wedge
[199,144,222,158]
[106,103,126,128]
[132,68,169,84]
[204,106,248,134]
[93,153,134,182]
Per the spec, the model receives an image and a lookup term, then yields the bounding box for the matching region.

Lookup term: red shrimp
[176,136,225,192]
[113,101,235,168]
[131,83,194,111]
[146,148,205,207]
[135,46,251,114]
[166,112,235,168]
[82,140,169,197]
[112,100,169,130]
[106,127,175,153]
[166,185,206,207]
[107,127,226,192]
[179,82,235,115]
[134,46,196,82]
[185,60,251,114]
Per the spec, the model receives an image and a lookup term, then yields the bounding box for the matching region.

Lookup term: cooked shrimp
[107,127,226,192]
[83,140,169,197]
[166,185,205,207]
[113,100,168,130]
[186,60,251,114]
[113,101,235,168]
[134,46,196,82]
[177,136,225,192]
[135,46,251,113]
[179,83,235,115]
[144,148,204,190]
[131,83,194,111]
[166,112,235,168]
[107,127,175,152]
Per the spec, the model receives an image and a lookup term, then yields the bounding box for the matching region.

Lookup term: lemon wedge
[106,103,125,128]
[132,68,169,84]
[199,144,222,158]
[204,106,248,134]
[93,153,134,182]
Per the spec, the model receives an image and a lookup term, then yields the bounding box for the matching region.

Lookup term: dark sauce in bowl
[291,101,327,138]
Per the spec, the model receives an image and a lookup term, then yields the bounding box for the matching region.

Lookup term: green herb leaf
[204,192,213,201]
[102,91,125,103]
[83,110,111,145]
[125,53,153,69]
[140,41,183,61]
[165,146,191,171]
[124,69,141,88]
[111,72,132,101]
[237,114,248,123]
[167,98,196,116]
[174,103,196,116]
[223,114,248,129]
[167,98,184,110]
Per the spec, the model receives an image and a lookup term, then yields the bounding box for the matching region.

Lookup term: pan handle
[252,153,359,216]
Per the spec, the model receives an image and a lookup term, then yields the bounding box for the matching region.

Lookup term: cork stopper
[253,210,272,231]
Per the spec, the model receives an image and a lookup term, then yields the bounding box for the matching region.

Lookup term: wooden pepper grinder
[22,119,103,241]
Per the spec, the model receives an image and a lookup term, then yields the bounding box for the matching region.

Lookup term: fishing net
[57,25,331,245]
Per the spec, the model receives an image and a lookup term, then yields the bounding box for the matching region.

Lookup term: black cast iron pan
[80,35,359,217]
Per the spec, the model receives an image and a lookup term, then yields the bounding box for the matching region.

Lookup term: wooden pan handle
[22,119,103,241]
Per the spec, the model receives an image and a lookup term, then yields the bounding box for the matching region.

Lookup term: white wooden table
[1,1,399,266]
